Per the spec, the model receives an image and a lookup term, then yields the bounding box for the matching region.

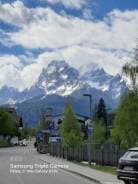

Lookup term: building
[47,113,92,141]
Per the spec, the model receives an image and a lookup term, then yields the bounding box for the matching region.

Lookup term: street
[0,143,96,184]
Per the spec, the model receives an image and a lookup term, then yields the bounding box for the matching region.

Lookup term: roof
[53,113,90,119]
[128,147,138,151]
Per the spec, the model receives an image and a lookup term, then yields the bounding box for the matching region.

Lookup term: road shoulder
[35,153,124,184]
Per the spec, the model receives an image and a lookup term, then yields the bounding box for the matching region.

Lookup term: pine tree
[97,98,107,124]
[19,117,23,128]
[60,99,82,148]
[96,98,108,139]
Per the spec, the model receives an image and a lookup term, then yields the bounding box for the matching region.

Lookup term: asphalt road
[0,144,96,184]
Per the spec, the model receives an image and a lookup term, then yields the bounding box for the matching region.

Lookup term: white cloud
[0,54,23,68]
[0,1,137,90]
[0,55,24,90]
[0,1,30,27]
[0,2,137,51]
[47,0,86,9]
[3,6,137,52]
[60,46,130,74]
[0,29,13,47]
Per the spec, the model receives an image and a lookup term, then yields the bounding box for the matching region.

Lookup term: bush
[0,139,10,147]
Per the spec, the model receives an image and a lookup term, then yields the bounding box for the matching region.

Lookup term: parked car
[117,147,138,184]
[19,139,27,146]
[10,136,18,146]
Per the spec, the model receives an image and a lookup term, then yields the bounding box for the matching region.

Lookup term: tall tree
[111,91,138,149]
[60,99,82,148]
[111,44,138,148]
[97,98,107,124]
[97,98,107,138]
[91,119,105,145]
[0,108,18,137]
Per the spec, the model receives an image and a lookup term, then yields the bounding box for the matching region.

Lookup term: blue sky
[1,0,138,18]
[0,0,138,90]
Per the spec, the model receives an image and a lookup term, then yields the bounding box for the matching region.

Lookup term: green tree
[122,43,138,91]
[97,98,107,125]
[35,118,46,132]
[111,44,138,149]
[0,108,18,137]
[111,91,138,149]
[60,99,82,148]
[21,126,36,139]
[91,119,105,145]
[97,98,107,138]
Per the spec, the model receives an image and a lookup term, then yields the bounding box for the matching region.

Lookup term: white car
[10,137,18,146]
[19,139,27,146]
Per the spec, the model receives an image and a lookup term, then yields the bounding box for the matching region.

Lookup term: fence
[49,143,125,167]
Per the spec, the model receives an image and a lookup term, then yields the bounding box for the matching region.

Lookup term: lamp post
[83,94,92,119]
[83,94,92,165]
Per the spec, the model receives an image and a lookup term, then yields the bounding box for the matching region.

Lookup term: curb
[38,157,103,184]
[63,168,102,184]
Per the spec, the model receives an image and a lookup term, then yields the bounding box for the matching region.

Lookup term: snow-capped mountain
[108,74,127,99]
[33,60,85,96]
[0,60,127,109]
[0,60,127,125]
[80,63,127,98]
[80,63,112,91]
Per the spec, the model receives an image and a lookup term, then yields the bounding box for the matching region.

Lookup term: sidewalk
[36,153,124,184]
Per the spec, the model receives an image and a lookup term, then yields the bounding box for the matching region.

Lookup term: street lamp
[83,94,92,165]
[83,94,92,119]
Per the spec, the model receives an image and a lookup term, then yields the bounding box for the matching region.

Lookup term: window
[123,151,138,160]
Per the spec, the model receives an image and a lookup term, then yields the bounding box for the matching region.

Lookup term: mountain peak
[47,60,67,68]
[34,59,81,96]
[112,73,125,83]
[40,60,68,76]
[0,60,127,108]
[79,62,101,75]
